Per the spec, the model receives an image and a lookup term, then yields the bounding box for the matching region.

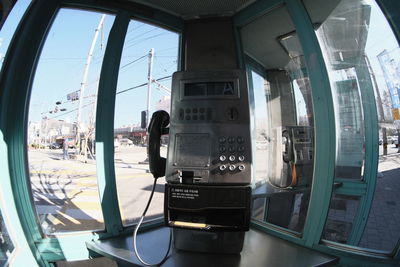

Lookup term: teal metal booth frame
[0,0,399,266]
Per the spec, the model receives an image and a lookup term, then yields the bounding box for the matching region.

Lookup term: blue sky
[0,0,398,129]
[0,1,179,128]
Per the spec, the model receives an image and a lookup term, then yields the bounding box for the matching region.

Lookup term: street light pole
[146,48,154,127]
[76,14,106,150]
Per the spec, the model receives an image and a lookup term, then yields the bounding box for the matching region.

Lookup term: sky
[0,1,179,128]
[0,0,398,130]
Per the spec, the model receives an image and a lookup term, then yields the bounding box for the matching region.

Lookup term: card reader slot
[169,221,243,231]
[164,184,251,231]
[167,209,249,231]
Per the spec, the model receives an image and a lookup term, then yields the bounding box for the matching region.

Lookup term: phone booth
[0,0,399,266]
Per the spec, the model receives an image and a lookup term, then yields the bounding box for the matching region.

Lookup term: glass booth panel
[303,0,400,251]
[251,70,270,185]
[322,195,360,244]
[0,208,14,265]
[241,6,315,233]
[114,20,179,226]
[27,9,115,234]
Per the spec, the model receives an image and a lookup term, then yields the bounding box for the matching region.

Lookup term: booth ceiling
[130,0,257,19]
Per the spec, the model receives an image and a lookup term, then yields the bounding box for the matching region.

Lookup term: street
[28,146,165,234]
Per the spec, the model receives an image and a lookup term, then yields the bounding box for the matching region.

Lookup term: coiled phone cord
[133,178,172,266]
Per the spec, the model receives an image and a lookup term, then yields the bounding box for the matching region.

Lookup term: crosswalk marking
[30,171,152,179]
[29,161,153,232]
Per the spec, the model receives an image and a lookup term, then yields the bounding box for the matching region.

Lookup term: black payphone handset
[148,110,170,178]
[132,111,171,266]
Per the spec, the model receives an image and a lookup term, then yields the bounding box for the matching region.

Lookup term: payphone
[269,126,314,188]
[263,126,314,230]
[147,69,252,254]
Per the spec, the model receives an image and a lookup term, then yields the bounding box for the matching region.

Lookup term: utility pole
[146,48,154,127]
[76,14,106,151]
[140,48,154,165]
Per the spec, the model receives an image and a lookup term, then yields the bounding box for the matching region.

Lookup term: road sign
[67,91,79,101]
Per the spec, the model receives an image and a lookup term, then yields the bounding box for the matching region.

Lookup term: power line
[127,22,145,33]
[124,28,159,45]
[116,82,148,95]
[120,54,147,69]
[155,75,172,81]
[43,74,172,118]
[125,33,168,49]
[116,75,172,95]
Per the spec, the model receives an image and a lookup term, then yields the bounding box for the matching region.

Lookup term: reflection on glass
[0,209,14,265]
[241,6,315,233]
[304,0,400,251]
[307,0,368,180]
[27,9,114,234]
[334,68,365,179]
[114,20,178,226]
[251,71,270,185]
[322,195,360,243]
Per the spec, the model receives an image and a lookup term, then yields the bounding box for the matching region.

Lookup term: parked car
[119,138,133,146]
[49,142,62,149]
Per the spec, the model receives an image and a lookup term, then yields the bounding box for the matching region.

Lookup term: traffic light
[141,111,147,129]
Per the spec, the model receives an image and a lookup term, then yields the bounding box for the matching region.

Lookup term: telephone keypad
[216,136,247,175]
